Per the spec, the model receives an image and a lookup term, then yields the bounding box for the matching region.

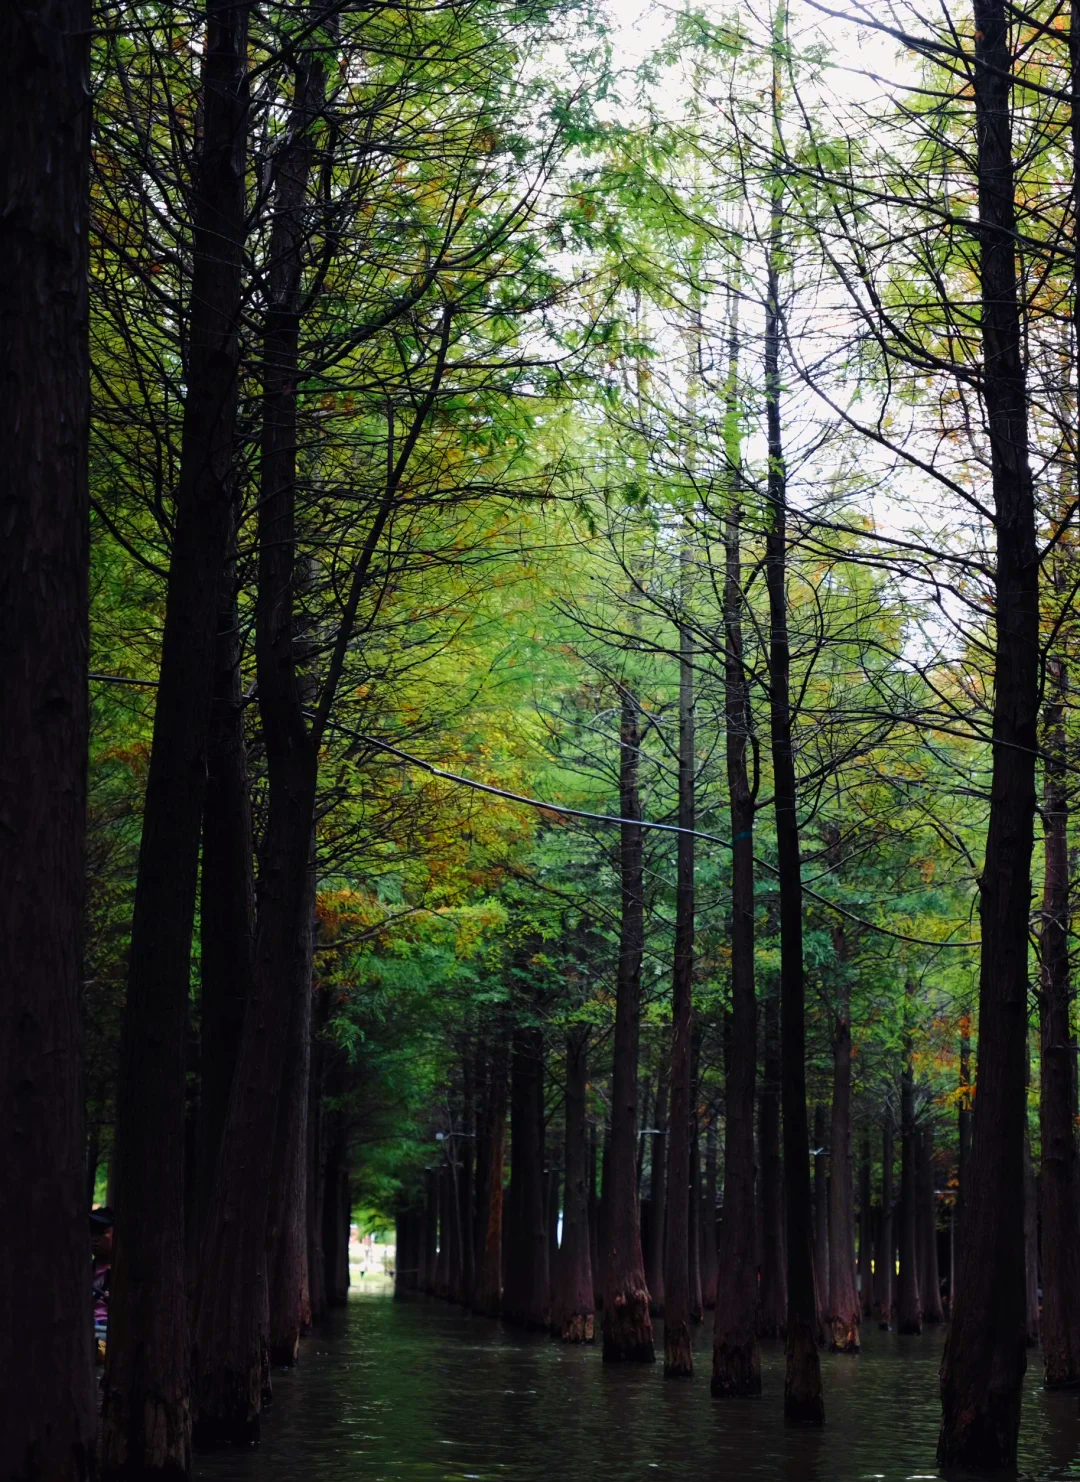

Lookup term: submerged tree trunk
[1,0,95,1469]
[758,988,786,1339]
[102,2,250,1468]
[555,1028,595,1342]
[602,690,655,1363]
[663,593,696,1378]
[938,6,1037,1468]
[1039,658,1080,1384]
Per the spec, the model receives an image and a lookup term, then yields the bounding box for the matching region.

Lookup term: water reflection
[193,1294,1080,1482]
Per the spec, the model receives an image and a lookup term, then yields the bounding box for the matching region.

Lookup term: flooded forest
[6,0,1080,1477]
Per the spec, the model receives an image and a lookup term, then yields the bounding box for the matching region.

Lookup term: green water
[193,1293,1080,1481]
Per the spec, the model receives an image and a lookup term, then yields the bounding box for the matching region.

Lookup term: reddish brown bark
[1,0,95,1469]
[602,691,655,1362]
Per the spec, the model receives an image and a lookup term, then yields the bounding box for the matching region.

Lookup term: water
[194,1292,1080,1482]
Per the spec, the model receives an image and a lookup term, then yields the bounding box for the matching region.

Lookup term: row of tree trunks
[101,0,252,1467]
[504,1028,550,1328]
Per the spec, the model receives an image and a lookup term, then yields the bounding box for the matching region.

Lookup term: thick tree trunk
[758,989,786,1339]
[955,1011,972,1313]
[1039,658,1080,1383]
[555,1029,595,1342]
[897,1043,921,1336]
[0,0,95,1470]
[874,1119,894,1327]
[917,1129,943,1323]
[322,1122,350,1307]
[938,8,1037,1468]
[197,562,256,1249]
[713,470,761,1394]
[102,3,250,1468]
[645,1062,668,1316]
[663,602,696,1377]
[473,1037,508,1318]
[602,690,655,1362]
[701,1116,719,1310]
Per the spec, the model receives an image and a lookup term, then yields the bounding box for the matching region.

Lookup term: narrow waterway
[195,1291,1080,1482]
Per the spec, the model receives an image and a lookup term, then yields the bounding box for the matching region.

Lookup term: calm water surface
[194,1290,1080,1482]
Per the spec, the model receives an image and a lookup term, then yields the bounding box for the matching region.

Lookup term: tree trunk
[555,1028,595,1342]
[701,1116,719,1310]
[918,1129,943,1324]
[102,2,250,1468]
[763,32,822,1412]
[460,1052,476,1307]
[473,1036,508,1317]
[307,994,328,1323]
[758,988,786,1339]
[435,1164,451,1299]
[713,460,761,1393]
[827,921,860,1352]
[689,1120,704,1326]
[602,690,655,1362]
[955,1010,972,1312]
[1039,657,1080,1384]
[858,1135,872,1319]
[897,1038,921,1336]
[812,1104,829,1334]
[267,860,316,1362]
[197,559,256,1249]
[505,1027,549,1328]
[0,0,95,1469]
[1024,1116,1039,1347]
[190,15,329,1440]
[589,1124,601,1308]
[645,1060,668,1316]
[420,1167,437,1295]
[663,598,696,1377]
[874,1119,894,1327]
[938,8,1036,1467]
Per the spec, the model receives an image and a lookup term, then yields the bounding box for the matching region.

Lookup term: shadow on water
[193,1293,1080,1482]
